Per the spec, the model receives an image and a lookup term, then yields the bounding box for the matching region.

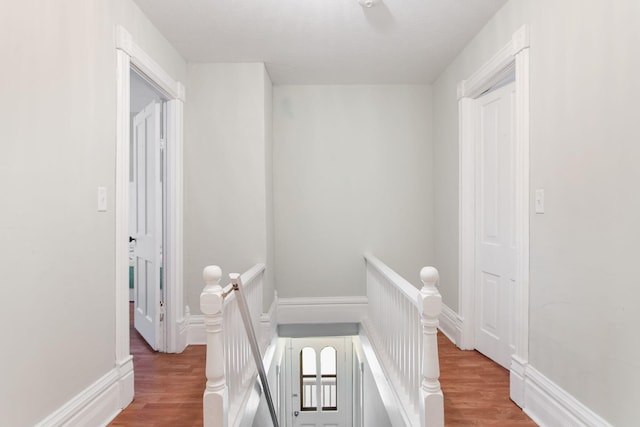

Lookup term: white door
[131,101,163,351]
[474,81,516,369]
[290,337,351,427]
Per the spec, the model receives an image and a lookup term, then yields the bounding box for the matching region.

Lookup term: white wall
[0,0,186,425]
[185,63,274,314]
[432,0,640,425]
[264,69,276,311]
[273,85,434,297]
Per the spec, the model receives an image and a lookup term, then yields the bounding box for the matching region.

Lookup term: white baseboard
[260,293,278,351]
[188,314,206,345]
[438,303,462,345]
[277,296,368,324]
[431,304,609,426]
[35,357,134,427]
[510,354,527,408]
[523,366,612,427]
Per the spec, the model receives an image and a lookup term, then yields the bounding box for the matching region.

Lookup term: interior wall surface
[264,69,276,311]
[0,0,186,426]
[432,0,640,424]
[273,85,434,298]
[184,63,271,315]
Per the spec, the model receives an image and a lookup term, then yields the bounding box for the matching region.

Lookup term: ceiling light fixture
[358,0,378,8]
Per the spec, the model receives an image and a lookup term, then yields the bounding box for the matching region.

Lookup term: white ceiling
[133,0,507,84]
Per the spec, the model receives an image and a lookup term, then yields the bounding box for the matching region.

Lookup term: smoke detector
[358,0,379,8]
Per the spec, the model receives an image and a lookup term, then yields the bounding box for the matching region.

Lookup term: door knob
[294,411,299,417]
[129,236,137,243]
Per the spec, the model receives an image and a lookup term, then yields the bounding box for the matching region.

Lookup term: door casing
[457,25,530,407]
[288,337,353,427]
[116,23,186,366]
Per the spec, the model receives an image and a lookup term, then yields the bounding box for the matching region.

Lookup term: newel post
[418,267,444,427]
[201,265,228,427]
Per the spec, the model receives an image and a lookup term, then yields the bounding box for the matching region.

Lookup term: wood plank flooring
[109,305,206,427]
[438,333,537,426]
[110,306,536,426]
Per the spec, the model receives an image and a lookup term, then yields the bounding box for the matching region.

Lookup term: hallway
[109,306,206,427]
[109,307,535,426]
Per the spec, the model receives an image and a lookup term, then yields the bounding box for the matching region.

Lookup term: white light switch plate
[535,189,544,214]
[98,187,107,212]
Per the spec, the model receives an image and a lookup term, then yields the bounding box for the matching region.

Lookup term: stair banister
[229,273,280,427]
[201,265,228,427]
[418,267,444,427]
[364,253,444,427]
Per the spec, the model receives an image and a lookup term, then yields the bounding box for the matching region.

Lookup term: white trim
[164,98,186,353]
[524,367,613,427]
[457,95,476,352]
[115,25,185,356]
[176,305,191,350]
[277,296,368,324]
[191,297,367,343]
[458,24,530,406]
[356,328,413,427]
[457,25,529,100]
[187,314,206,345]
[34,359,134,427]
[116,26,185,102]
[115,48,132,370]
[438,303,462,346]
[260,292,278,350]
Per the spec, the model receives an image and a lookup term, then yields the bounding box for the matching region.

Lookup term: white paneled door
[132,101,163,351]
[474,81,516,369]
[291,337,351,427]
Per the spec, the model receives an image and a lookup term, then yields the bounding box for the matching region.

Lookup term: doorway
[115,25,186,380]
[288,337,353,427]
[458,25,530,406]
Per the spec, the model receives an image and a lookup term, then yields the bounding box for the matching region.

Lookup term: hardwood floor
[110,307,536,426]
[438,333,537,426]
[109,305,206,427]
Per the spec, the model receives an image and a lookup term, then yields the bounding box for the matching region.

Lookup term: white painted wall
[273,85,434,297]
[433,0,640,425]
[185,63,274,314]
[0,1,185,426]
[264,69,276,311]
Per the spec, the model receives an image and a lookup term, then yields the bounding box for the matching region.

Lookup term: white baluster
[201,265,228,427]
[418,267,444,427]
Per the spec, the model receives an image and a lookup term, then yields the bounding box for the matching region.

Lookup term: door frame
[287,337,353,426]
[457,25,530,406]
[115,24,186,362]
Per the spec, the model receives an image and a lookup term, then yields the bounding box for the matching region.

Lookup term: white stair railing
[201,263,266,427]
[363,253,444,427]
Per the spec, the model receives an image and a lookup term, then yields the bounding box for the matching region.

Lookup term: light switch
[535,189,544,214]
[98,187,107,212]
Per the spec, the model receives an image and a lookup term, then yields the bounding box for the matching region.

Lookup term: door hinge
[160,138,166,151]
[159,301,165,322]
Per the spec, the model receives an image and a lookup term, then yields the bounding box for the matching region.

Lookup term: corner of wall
[33,359,134,427]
